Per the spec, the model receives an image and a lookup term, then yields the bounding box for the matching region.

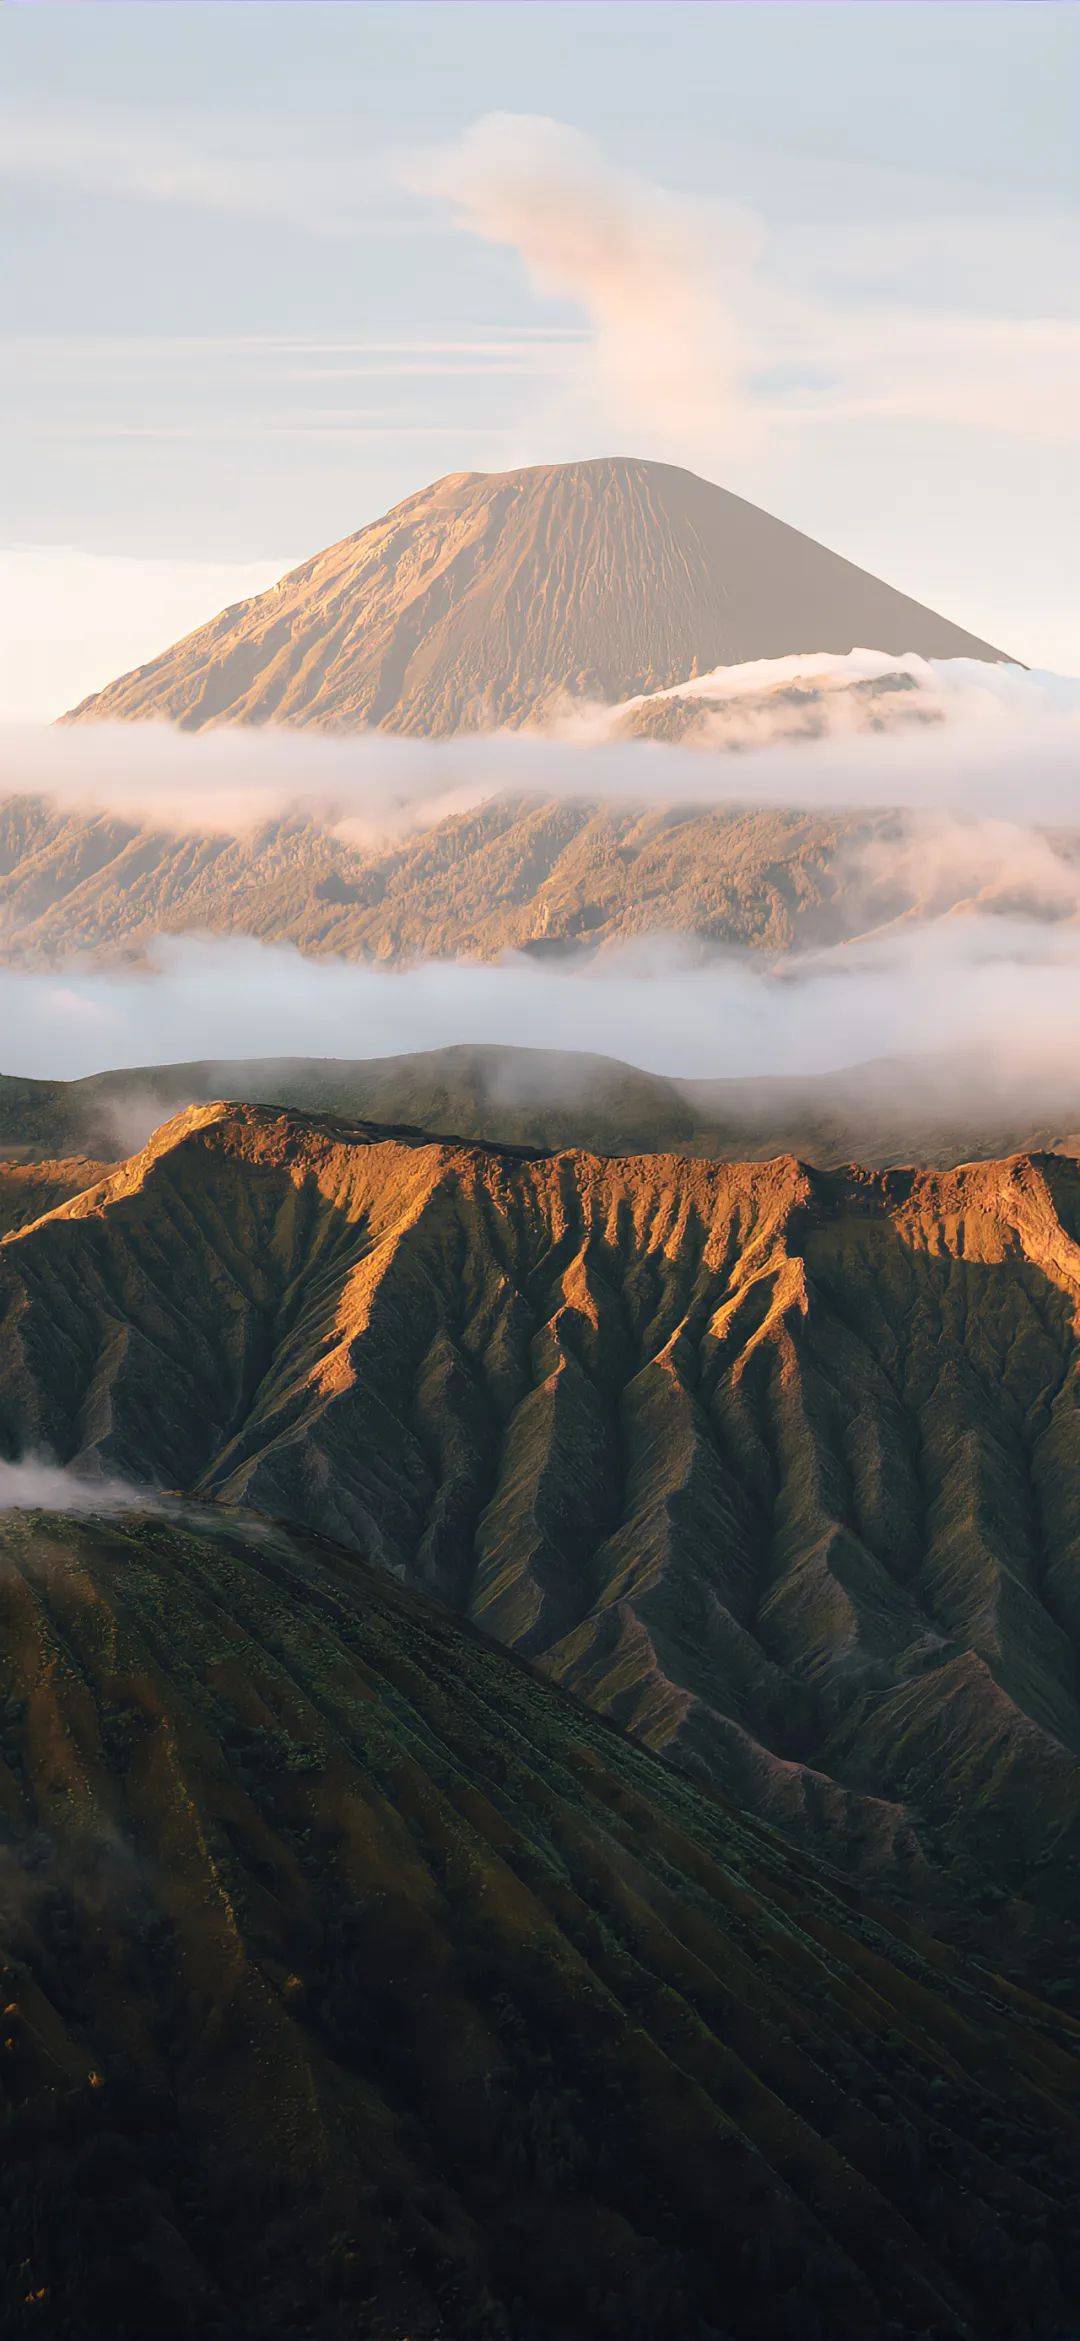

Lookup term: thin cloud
[0,1455,146,1514]
[0,103,419,238]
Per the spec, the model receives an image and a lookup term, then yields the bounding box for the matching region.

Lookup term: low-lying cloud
[2,924,1079,1098]
[3,656,1079,847]
[0,1455,146,1514]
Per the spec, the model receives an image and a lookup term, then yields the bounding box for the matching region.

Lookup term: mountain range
[64,458,1007,736]
[2,1043,1079,1182]
[6,788,1073,970]
[3,1099,1080,1973]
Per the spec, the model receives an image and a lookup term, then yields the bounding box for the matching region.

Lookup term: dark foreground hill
[3,1103,1080,1955]
[63,459,1006,736]
[2,1497,1080,2341]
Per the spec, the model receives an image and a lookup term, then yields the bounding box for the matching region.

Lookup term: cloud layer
[3,922,1079,1098]
[3,658,1078,864]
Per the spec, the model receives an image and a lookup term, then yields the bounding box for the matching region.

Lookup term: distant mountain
[3,1042,1080,1174]
[65,457,1007,735]
[5,1099,1080,1959]
[6,1498,1079,2340]
[9,788,1072,969]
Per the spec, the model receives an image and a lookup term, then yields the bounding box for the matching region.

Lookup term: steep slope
[3,1044,1079,1175]
[64,459,1007,735]
[4,1500,1080,2341]
[2,1104,1080,1948]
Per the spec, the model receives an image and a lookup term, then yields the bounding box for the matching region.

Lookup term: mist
[2,924,1079,1097]
[3,656,1079,847]
[0,1455,146,1514]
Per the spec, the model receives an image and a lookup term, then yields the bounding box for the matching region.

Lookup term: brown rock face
[64,458,1006,735]
[3,1104,1079,1938]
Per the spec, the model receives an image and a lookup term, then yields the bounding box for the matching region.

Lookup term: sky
[2,1,1078,716]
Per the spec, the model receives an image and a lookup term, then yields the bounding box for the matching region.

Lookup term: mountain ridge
[3,1099,1079,1955]
[3,1042,1078,1178]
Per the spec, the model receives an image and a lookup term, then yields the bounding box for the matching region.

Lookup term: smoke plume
[405,112,761,457]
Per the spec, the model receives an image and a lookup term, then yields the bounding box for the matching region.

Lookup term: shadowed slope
[2,1105,1080,1942]
[2,1498,1080,2340]
[64,459,1006,736]
[2,1043,1079,1174]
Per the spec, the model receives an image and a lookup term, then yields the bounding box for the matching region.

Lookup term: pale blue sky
[2,1,1079,712]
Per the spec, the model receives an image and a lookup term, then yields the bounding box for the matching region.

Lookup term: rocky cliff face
[2,1104,1079,1938]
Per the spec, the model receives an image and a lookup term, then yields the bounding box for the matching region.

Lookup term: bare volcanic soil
[3,1500,1080,2341]
[2,1105,1080,1955]
[63,458,1005,737]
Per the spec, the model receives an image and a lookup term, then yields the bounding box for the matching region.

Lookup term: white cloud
[1,924,1079,1097]
[4,653,1079,829]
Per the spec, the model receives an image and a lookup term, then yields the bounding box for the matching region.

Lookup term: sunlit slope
[2,1498,1080,2340]
[64,458,1005,736]
[0,796,1015,965]
[2,1104,1079,1923]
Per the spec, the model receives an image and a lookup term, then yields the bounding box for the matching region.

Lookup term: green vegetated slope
[2,1104,1080,1952]
[1,1043,1077,1174]
[2,1499,1079,2341]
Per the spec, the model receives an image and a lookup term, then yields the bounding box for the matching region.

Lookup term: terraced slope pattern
[65,458,1005,735]
[2,1105,1079,1953]
[3,1500,1080,2341]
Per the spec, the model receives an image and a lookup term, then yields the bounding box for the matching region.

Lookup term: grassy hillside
[1,1498,1077,2340]
[1,1043,1076,1173]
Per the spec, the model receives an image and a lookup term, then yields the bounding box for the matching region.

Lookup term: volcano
[65,457,1007,736]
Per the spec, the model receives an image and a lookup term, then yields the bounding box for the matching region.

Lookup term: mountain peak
[65,455,1007,736]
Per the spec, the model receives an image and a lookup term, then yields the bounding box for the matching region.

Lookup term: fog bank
[2,924,1078,1091]
[3,655,1078,842]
